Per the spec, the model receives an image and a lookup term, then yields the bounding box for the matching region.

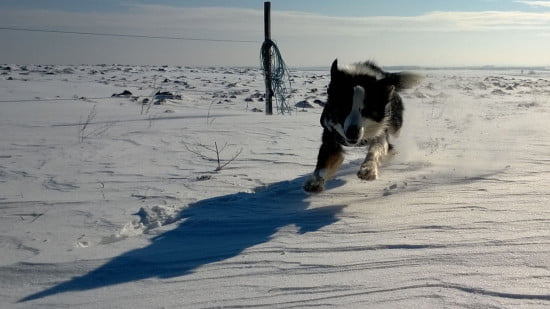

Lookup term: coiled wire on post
[260,39,293,114]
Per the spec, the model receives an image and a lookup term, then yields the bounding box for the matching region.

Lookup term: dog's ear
[330,59,339,78]
[384,72,422,91]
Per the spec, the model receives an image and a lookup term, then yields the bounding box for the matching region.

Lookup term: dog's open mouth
[343,138,369,147]
[345,138,360,146]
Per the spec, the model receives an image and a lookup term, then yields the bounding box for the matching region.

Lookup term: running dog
[304,59,421,193]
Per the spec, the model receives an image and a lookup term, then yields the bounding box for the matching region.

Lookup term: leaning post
[263,1,273,115]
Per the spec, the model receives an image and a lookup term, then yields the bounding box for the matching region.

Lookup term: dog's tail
[385,72,423,91]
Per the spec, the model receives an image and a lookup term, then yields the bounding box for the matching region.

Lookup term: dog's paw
[303,175,325,193]
[357,163,378,181]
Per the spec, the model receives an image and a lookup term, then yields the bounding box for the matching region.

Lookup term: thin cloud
[2,6,549,39]
[1,5,549,65]
[516,1,550,8]
[272,10,550,36]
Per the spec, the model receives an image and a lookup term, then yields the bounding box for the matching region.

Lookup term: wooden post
[263,1,273,115]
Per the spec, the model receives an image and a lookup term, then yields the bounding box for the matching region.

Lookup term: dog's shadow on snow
[21,176,346,302]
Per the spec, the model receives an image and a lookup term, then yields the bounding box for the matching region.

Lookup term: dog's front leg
[357,134,388,181]
[304,130,344,193]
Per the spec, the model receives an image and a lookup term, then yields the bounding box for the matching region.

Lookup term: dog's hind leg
[357,133,390,181]
[304,130,344,193]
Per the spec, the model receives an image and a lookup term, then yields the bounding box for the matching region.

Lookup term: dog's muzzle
[342,85,366,145]
[345,125,362,145]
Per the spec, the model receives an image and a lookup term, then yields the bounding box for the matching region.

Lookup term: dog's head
[322,59,421,145]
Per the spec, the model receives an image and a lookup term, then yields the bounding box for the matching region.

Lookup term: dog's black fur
[303,59,421,193]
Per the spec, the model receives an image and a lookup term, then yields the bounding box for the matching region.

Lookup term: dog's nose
[345,126,361,144]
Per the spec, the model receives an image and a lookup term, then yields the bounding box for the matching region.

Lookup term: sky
[1,0,550,67]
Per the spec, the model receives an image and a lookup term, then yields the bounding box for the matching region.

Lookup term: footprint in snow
[383,182,408,196]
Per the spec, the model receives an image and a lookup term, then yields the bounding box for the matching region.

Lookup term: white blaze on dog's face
[343,86,366,144]
[342,85,389,145]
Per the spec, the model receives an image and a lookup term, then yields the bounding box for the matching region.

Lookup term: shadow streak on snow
[20,177,345,302]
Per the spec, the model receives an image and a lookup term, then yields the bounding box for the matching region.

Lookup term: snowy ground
[1,64,549,308]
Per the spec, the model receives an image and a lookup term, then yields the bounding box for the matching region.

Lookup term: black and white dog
[304,59,421,193]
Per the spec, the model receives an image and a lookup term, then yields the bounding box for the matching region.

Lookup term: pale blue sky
[0,0,544,16]
[1,0,549,66]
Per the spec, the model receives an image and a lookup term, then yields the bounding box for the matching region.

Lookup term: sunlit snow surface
[1,64,549,308]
